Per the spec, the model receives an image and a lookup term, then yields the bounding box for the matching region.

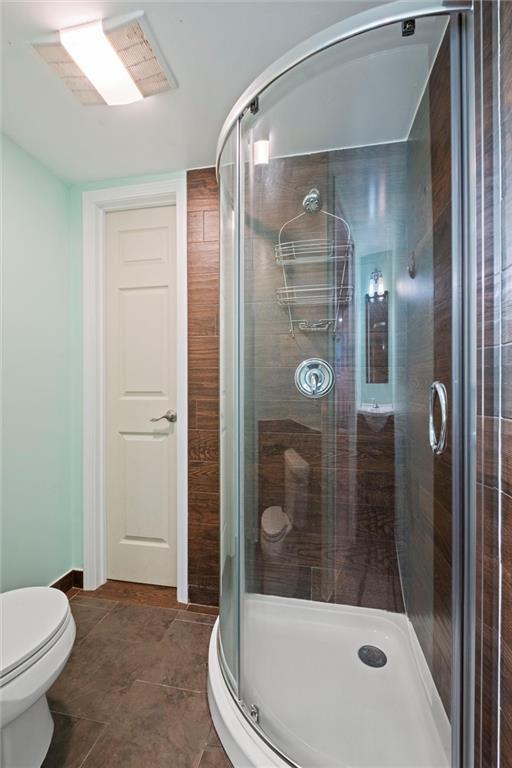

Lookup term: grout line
[48,708,108,726]
[78,723,108,768]
[134,678,206,696]
[175,616,215,626]
[74,601,119,646]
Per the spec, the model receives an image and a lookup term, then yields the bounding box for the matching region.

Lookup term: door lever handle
[150,410,177,424]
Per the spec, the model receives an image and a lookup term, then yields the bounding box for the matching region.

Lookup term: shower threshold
[208,594,450,768]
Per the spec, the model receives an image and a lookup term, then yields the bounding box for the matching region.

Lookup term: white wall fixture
[253,139,270,165]
[34,12,177,106]
[82,178,188,603]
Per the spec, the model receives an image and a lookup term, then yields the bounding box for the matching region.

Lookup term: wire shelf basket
[276,284,354,307]
[274,238,353,266]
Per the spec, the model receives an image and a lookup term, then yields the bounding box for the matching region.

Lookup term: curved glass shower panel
[219,125,239,691]
[236,13,454,768]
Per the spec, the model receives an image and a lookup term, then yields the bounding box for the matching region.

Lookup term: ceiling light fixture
[33,12,176,107]
[60,20,142,106]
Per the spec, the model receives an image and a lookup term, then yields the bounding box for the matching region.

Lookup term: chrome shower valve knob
[294,358,335,399]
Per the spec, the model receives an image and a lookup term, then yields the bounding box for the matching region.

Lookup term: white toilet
[261,448,310,559]
[0,587,76,768]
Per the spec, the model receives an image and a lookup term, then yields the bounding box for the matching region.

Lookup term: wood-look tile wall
[501,0,512,756]
[187,168,220,606]
[392,31,454,717]
[473,1,512,765]
[242,147,403,611]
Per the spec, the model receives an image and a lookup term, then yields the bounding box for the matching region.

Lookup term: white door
[105,205,177,586]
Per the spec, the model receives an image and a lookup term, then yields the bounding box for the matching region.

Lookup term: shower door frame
[216,2,476,766]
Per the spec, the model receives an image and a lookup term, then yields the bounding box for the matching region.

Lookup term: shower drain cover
[358,645,387,668]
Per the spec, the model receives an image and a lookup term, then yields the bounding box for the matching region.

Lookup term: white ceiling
[1,0,388,183]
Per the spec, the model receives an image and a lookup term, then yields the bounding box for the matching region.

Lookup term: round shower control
[294,358,335,399]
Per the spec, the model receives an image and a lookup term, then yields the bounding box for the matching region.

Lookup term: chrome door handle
[150,410,177,423]
[429,381,447,455]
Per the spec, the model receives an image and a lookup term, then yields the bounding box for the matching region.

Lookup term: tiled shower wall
[474,1,512,765]
[242,149,403,610]
[394,31,453,717]
[187,168,220,606]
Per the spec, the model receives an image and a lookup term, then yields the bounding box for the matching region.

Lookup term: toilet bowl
[260,448,310,560]
[0,587,76,768]
[261,505,292,559]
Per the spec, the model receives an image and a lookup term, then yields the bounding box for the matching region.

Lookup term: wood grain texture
[501,4,512,765]
[474,3,504,766]
[187,168,220,606]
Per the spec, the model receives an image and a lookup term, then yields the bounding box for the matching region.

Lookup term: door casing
[82,178,188,603]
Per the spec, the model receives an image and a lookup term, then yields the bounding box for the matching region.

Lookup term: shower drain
[358,645,387,668]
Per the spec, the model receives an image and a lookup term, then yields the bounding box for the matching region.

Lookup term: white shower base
[208,594,450,768]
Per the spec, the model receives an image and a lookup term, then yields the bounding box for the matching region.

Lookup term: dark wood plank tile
[77,581,182,609]
[195,399,219,430]
[503,343,512,420]
[188,336,219,368]
[189,430,219,462]
[188,241,219,274]
[189,367,219,399]
[204,211,220,242]
[187,211,204,243]
[503,419,512,497]
[189,492,220,527]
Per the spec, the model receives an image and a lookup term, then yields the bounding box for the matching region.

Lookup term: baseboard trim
[51,569,84,593]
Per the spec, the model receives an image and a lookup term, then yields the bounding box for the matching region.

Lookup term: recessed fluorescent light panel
[33,12,176,106]
[60,21,142,106]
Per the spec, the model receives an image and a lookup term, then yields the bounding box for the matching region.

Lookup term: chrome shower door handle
[150,409,177,424]
[429,381,447,456]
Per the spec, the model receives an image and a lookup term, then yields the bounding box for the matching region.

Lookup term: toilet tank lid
[284,448,309,474]
[0,587,70,679]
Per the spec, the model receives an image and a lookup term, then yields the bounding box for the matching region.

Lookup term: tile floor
[43,583,231,768]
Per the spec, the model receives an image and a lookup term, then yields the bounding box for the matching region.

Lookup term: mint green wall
[68,169,185,568]
[1,133,186,587]
[1,135,76,590]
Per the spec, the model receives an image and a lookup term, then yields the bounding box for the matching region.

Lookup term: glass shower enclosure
[211,2,475,767]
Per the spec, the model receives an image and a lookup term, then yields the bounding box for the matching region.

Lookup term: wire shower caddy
[275,188,354,335]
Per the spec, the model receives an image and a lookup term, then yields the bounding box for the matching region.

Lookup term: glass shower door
[236,13,459,768]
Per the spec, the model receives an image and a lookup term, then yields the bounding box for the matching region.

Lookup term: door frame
[82,177,188,602]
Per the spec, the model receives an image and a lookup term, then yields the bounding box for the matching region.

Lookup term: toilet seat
[0,587,71,687]
[261,506,291,543]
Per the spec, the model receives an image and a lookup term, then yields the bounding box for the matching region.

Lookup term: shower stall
[208,2,476,766]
